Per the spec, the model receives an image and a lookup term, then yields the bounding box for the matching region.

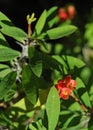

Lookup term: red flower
[60,87,71,100]
[58,8,68,22]
[67,79,77,90]
[58,5,76,22]
[55,80,62,94]
[55,75,77,100]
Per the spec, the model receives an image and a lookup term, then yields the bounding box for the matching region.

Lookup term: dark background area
[0,0,93,50]
[0,0,93,32]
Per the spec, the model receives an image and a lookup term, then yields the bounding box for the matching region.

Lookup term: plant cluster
[0,5,93,130]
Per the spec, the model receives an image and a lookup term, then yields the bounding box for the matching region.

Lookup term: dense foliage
[0,5,93,130]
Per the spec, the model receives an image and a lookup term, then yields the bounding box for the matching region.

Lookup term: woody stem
[71,94,88,112]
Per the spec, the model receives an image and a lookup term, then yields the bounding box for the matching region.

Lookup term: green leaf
[35,10,47,35]
[0,64,11,79]
[0,71,17,99]
[29,120,47,130]
[69,102,83,112]
[0,112,13,126]
[46,25,77,39]
[30,60,42,78]
[47,6,59,28]
[48,16,59,28]
[84,23,93,47]
[0,12,27,44]
[47,6,58,17]
[4,89,15,102]
[0,68,12,79]
[60,113,81,130]
[29,50,62,73]
[67,115,82,127]
[0,64,9,69]
[28,46,35,59]
[29,124,38,130]
[52,55,85,70]
[0,45,20,62]
[13,98,27,111]
[37,51,62,72]
[76,77,91,108]
[0,11,12,21]
[22,65,38,105]
[36,120,47,130]
[46,87,60,130]
[28,46,42,77]
[0,32,9,46]
[36,39,48,51]
[1,26,27,44]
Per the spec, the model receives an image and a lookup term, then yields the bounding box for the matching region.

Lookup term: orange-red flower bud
[67,5,76,19]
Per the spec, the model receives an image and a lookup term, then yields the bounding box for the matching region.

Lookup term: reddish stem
[28,24,32,38]
[71,94,88,112]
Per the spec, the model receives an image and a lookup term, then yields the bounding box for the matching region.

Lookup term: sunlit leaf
[29,124,38,130]
[76,77,91,108]
[46,25,77,39]
[48,16,59,28]
[35,10,47,35]
[13,98,27,111]
[47,6,58,17]
[46,87,60,130]
[0,64,9,69]
[0,68,12,78]
[47,6,58,28]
